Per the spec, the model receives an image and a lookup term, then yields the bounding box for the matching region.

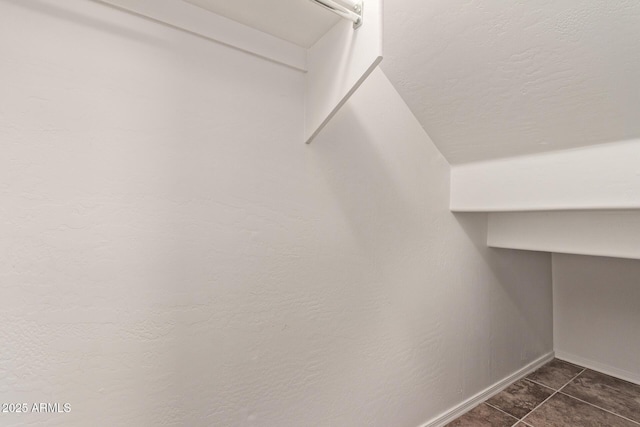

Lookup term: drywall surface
[488,211,640,260]
[383,0,640,164]
[1,1,552,426]
[450,139,640,212]
[553,254,640,384]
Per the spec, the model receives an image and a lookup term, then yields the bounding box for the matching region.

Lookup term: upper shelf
[97,0,382,145]
[183,0,381,144]
[452,138,640,261]
[450,139,640,212]
[182,0,340,48]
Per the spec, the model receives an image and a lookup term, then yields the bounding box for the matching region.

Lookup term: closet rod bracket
[310,0,364,29]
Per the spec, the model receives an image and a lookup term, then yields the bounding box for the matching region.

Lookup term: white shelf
[96,0,383,144]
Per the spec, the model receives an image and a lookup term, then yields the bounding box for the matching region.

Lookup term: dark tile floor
[446,359,640,426]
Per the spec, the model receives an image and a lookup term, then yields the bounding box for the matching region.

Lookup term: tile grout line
[519,368,586,426]
[523,377,556,392]
[487,368,584,427]
[452,362,640,427]
[482,402,520,427]
[556,369,586,394]
[557,391,640,426]
[515,379,552,426]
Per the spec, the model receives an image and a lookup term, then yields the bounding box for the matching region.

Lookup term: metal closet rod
[310,0,363,27]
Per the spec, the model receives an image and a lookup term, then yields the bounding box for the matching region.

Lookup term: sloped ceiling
[382,0,640,164]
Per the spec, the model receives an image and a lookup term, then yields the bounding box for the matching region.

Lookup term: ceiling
[183,0,340,48]
[382,0,640,163]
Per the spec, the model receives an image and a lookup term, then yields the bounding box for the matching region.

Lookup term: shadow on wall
[5,0,170,48]
[302,72,474,425]
[307,67,553,412]
[308,68,458,271]
[454,212,553,367]
[310,104,427,267]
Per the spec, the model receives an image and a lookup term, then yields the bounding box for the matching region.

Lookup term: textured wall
[553,254,640,385]
[0,1,552,426]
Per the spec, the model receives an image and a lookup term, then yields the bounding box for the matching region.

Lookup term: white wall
[553,254,640,384]
[0,1,553,426]
[488,211,640,261]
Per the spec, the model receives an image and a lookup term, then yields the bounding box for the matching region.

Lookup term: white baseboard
[418,351,555,427]
[555,350,640,386]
